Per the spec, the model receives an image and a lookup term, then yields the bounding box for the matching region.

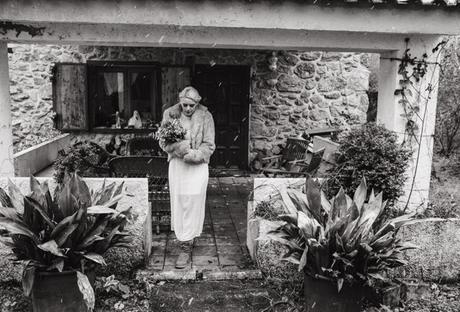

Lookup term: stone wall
[9,44,371,164]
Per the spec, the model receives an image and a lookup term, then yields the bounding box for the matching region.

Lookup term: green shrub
[54,141,113,183]
[325,123,412,205]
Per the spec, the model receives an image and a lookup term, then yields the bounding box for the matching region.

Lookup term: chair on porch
[259,137,321,177]
[126,136,164,156]
[108,156,170,237]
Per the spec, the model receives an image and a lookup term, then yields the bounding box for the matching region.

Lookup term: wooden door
[193,65,250,169]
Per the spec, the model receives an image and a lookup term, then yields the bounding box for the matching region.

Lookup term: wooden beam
[0,21,426,53]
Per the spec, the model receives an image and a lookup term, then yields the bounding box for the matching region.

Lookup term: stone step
[148,280,272,312]
[137,267,263,282]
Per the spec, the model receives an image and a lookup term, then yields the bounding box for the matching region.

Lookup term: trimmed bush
[325,123,412,205]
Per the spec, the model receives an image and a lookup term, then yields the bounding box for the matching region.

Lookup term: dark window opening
[89,64,161,130]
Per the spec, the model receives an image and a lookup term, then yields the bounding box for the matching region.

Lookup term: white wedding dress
[168,115,209,241]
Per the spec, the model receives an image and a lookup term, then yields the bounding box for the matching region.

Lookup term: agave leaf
[278,187,298,215]
[368,272,388,282]
[70,174,92,209]
[264,232,303,251]
[0,187,13,208]
[297,211,322,240]
[94,181,116,206]
[286,189,309,214]
[83,252,107,266]
[7,179,24,214]
[0,206,20,221]
[298,246,309,272]
[396,241,418,251]
[277,213,297,224]
[320,190,331,215]
[29,176,42,196]
[56,182,80,218]
[51,209,84,247]
[22,265,35,297]
[38,240,66,257]
[77,235,105,250]
[24,196,55,230]
[305,178,322,219]
[47,259,65,272]
[282,254,301,265]
[0,217,39,244]
[92,225,121,254]
[87,206,118,215]
[353,177,367,212]
[331,188,347,220]
[103,194,124,210]
[76,272,95,311]
[337,278,344,293]
[370,231,394,249]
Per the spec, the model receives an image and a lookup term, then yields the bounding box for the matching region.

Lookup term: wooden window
[52,63,89,131]
[53,62,191,133]
[88,63,162,130]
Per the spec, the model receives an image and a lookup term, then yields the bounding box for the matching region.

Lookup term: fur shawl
[160,103,216,164]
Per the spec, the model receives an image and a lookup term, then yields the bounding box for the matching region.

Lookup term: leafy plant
[0,174,132,310]
[268,177,417,292]
[325,123,412,206]
[54,141,113,183]
[96,275,131,299]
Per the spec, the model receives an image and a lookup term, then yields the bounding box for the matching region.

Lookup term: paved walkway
[143,177,259,279]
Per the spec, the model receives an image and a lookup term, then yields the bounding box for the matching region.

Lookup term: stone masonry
[8,45,370,165]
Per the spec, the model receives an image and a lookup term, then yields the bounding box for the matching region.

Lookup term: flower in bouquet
[155,119,187,146]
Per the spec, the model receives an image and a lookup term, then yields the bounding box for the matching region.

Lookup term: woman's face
[180,101,198,117]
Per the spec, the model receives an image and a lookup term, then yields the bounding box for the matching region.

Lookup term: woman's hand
[183,149,205,164]
[174,140,191,158]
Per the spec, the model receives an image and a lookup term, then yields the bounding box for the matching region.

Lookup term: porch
[140,176,258,279]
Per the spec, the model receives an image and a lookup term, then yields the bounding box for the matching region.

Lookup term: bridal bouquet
[155,119,187,146]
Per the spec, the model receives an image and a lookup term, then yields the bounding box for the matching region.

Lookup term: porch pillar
[0,41,14,177]
[377,36,442,211]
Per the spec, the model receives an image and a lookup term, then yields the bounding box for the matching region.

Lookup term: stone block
[276,74,304,93]
[300,52,321,61]
[294,62,315,79]
[395,218,460,282]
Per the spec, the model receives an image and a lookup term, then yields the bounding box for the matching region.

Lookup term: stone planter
[32,270,95,312]
[396,218,460,282]
[246,178,305,281]
[303,274,364,312]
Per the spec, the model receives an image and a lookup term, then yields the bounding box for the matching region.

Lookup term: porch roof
[1,0,460,46]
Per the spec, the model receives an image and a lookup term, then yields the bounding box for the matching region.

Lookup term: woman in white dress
[160,86,215,268]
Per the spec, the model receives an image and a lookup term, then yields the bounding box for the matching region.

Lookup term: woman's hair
[179,86,202,104]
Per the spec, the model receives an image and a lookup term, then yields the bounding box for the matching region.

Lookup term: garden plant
[325,123,412,207]
[0,174,132,311]
[268,177,417,311]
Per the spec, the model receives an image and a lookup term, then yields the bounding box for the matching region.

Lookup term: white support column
[377,36,442,211]
[0,41,14,177]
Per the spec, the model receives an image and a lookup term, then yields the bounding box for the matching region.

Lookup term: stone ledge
[396,218,460,282]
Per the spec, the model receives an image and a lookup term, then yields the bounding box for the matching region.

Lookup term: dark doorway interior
[193,65,250,170]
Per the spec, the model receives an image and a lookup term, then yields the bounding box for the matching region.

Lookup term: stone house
[2,0,460,208]
[8,45,371,169]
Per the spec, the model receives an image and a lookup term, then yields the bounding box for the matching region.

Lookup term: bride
[160,86,215,269]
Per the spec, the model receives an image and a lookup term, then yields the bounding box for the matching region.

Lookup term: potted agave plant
[0,173,132,312]
[268,177,417,312]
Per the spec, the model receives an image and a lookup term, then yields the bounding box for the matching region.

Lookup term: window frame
[87,61,163,133]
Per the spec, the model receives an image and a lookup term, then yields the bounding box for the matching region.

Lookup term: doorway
[193,65,250,170]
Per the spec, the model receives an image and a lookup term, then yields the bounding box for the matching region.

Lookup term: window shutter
[52,63,88,131]
[161,66,191,111]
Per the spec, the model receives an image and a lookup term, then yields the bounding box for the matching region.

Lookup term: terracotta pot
[32,270,95,312]
[303,274,364,312]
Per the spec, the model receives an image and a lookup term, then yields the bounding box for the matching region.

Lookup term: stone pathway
[139,177,260,280]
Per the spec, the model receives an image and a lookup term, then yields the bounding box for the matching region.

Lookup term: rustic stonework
[9,44,370,165]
